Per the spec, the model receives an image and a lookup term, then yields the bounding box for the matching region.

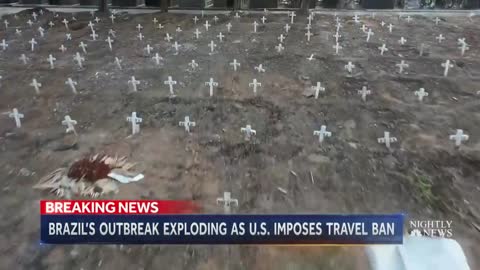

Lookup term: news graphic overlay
[41,201,404,245]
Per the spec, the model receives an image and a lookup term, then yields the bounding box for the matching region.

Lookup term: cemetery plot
[0,8,479,270]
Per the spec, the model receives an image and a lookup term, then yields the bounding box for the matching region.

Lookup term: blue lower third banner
[41,214,404,245]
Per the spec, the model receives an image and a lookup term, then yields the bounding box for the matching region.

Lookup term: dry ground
[0,8,479,270]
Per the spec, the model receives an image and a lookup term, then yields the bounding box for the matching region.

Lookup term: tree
[99,0,108,13]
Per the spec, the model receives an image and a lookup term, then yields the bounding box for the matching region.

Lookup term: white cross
[19,54,28,64]
[59,44,67,52]
[345,62,355,73]
[179,116,196,133]
[441,60,453,77]
[353,14,360,23]
[459,42,469,56]
[378,132,397,148]
[333,43,342,55]
[164,33,172,42]
[115,57,122,69]
[234,12,240,19]
[164,76,177,96]
[380,21,386,27]
[48,21,54,28]
[204,20,210,31]
[361,24,367,32]
[305,31,313,42]
[213,16,219,23]
[217,32,224,42]
[261,16,267,24]
[378,44,388,55]
[205,78,218,97]
[335,22,342,32]
[38,27,45,37]
[358,86,371,102]
[253,21,259,33]
[241,125,256,141]
[414,88,429,101]
[94,17,100,23]
[366,29,374,42]
[65,77,77,94]
[230,59,240,71]
[62,115,77,134]
[47,54,56,69]
[226,22,232,32]
[457,38,466,46]
[194,28,201,39]
[396,60,409,74]
[176,26,182,33]
[216,192,238,214]
[449,129,469,146]
[276,43,285,53]
[254,64,265,73]
[88,21,95,31]
[90,30,98,41]
[193,16,199,24]
[278,34,285,43]
[333,32,341,43]
[107,28,115,37]
[144,44,153,55]
[436,34,445,43]
[308,14,313,24]
[106,36,113,50]
[32,12,38,21]
[27,20,33,27]
[126,112,142,135]
[209,40,217,53]
[137,32,144,41]
[189,60,198,70]
[307,54,315,61]
[74,52,85,69]
[435,17,441,25]
[289,11,296,24]
[157,23,164,30]
[62,18,69,30]
[16,28,22,35]
[388,23,393,33]
[172,41,180,54]
[3,20,8,29]
[152,17,158,25]
[313,125,332,143]
[305,24,312,31]
[110,14,116,24]
[249,79,261,95]
[284,23,290,33]
[312,82,325,99]
[30,78,42,94]
[29,38,37,51]
[406,16,412,23]
[128,76,140,92]
[8,108,24,128]
[136,24,143,31]
[399,37,407,45]
[152,53,163,65]
[0,39,8,51]
[79,41,87,53]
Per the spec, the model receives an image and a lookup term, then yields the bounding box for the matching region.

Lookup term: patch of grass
[410,174,439,207]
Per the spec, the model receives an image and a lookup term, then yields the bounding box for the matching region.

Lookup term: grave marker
[90,30,98,41]
[414,88,429,101]
[65,77,77,94]
[216,192,238,214]
[345,61,355,73]
[378,131,397,148]
[226,22,232,32]
[205,78,218,97]
[164,76,177,96]
[62,19,69,30]
[358,86,371,102]
[126,112,142,135]
[47,54,56,69]
[284,23,290,33]
[189,60,199,70]
[164,33,172,42]
[333,43,342,55]
[138,33,144,41]
[79,41,88,53]
[253,21,259,33]
[62,115,77,134]
[179,116,196,133]
[254,64,265,73]
[441,60,453,77]
[19,54,28,64]
[29,38,37,51]
[115,57,122,69]
[59,44,67,52]
[449,129,469,146]
[38,26,45,38]
[278,34,285,43]
[305,31,313,42]
[459,42,469,56]
[209,40,217,53]
[152,53,163,65]
[241,125,256,141]
[30,78,42,94]
[396,60,409,74]
[276,43,284,53]
[398,37,407,45]
[0,39,8,51]
[289,11,296,24]
[66,33,72,40]
[194,28,201,39]
[8,108,24,128]
[136,24,143,31]
[230,59,240,71]
[249,79,261,95]
[110,14,116,24]
[128,76,140,92]
[261,16,267,24]
[74,52,85,69]
[436,34,445,43]
[204,20,210,31]
[388,24,393,33]
[193,16,199,24]
[172,41,180,54]
[366,29,374,42]
[217,32,224,42]
[378,44,388,55]
[312,82,325,99]
[106,36,114,50]
[313,125,332,143]
[144,44,152,55]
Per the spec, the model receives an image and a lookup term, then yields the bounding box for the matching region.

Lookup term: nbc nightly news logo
[409,220,453,238]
